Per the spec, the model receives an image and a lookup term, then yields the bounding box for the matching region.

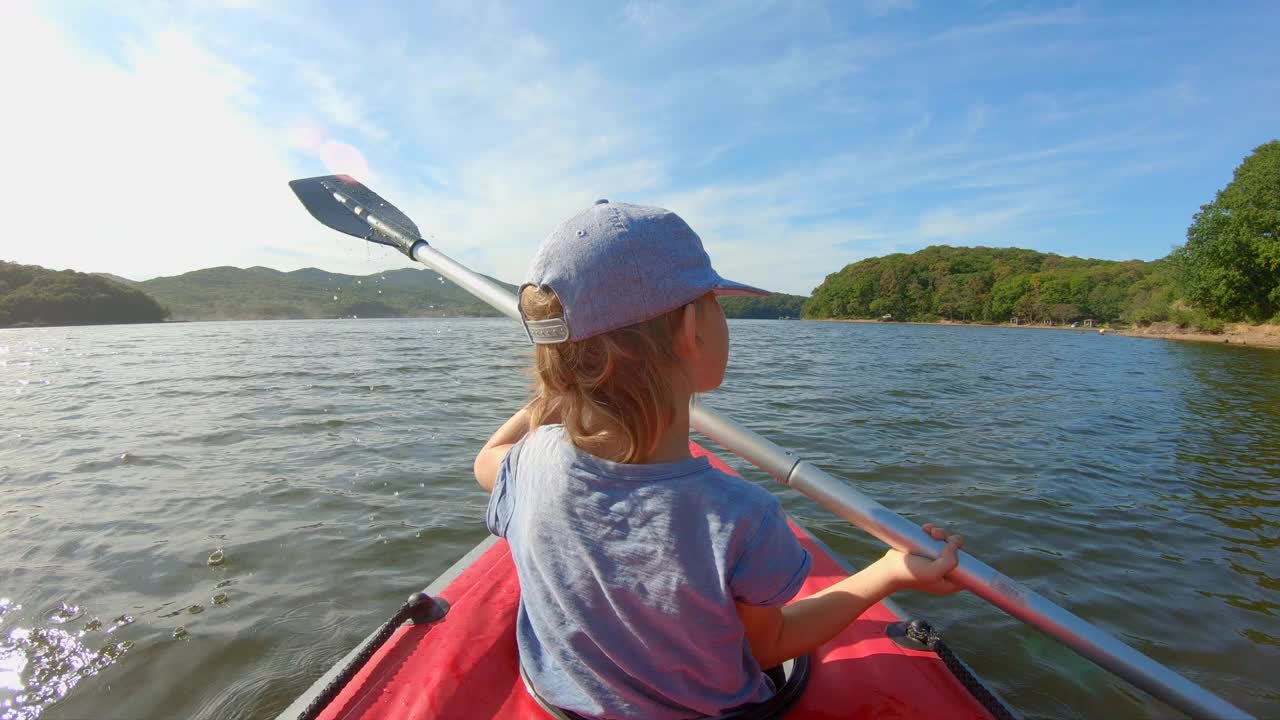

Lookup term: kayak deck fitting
[277,443,1011,720]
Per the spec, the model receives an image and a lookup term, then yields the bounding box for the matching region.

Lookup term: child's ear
[674,301,699,360]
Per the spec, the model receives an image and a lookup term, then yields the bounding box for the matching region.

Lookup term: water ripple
[0,319,1276,718]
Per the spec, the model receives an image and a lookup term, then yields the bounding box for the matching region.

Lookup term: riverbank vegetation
[0,262,170,328]
[1172,141,1279,322]
[804,141,1279,334]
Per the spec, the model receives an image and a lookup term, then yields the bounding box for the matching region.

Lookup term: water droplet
[100,639,134,658]
[84,618,103,632]
[214,580,233,589]
[212,593,229,606]
[110,614,134,630]
[49,602,83,624]
[357,279,362,284]
[173,626,189,640]
[333,295,338,301]
[207,550,226,566]
[185,605,204,615]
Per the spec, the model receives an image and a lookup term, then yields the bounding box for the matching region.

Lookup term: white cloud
[296,66,388,142]
[622,0,677,32]
[620,0,778,43]
[0,0,1146,297]
[932,6,1089,41]
[0,0,1245,298]
[0,3,398,280]
[863,0,917,18]
[917,206,1024,240]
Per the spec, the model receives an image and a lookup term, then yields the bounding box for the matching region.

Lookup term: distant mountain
[130,265,805,322]
[133,266,515,321]
[2,262,168,327]
[93,272,141,287]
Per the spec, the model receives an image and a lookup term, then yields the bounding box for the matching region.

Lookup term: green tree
[990,274,1030,321]
[1048,303,1080,324]
[1173,140,1280,320]
[0,262,169,327]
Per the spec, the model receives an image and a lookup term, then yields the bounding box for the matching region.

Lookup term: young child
[473,200,965,719]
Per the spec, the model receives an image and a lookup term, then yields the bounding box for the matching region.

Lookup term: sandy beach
[1114,321,1280,349]
[812,318,1280,349]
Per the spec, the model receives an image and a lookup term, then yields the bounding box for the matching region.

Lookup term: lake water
[1,319,1277,719]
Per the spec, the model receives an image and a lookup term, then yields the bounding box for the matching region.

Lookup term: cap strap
[523,318,570,345]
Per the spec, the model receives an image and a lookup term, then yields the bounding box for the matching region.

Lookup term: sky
[1,1,1277,295]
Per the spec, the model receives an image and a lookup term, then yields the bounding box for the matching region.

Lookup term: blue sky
[1,1,1277,294]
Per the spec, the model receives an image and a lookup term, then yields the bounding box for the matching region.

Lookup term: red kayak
[276,443,1011,720]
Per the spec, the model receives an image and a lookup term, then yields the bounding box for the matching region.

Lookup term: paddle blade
[289,175,423,257]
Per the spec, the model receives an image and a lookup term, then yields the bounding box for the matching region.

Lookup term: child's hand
[876,523,965,595]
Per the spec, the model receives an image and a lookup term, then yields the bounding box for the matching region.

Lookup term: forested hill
[127,266,513,321]
[719,293,807,319]
[803,246,1171,324]
[0,260,807,324]
[0,261,169,327]
[805,141,1280,328]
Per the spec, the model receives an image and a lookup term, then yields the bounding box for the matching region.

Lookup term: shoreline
[811,318,1280,349]
[9,315,1278,350]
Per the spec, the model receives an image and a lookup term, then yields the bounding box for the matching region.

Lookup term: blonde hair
[521,285,682,463]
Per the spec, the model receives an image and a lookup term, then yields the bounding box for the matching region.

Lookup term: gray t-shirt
[486,425,811,719]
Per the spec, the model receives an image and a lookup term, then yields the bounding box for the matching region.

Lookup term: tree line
[719,293,806,319]
[0,262,170,327]
[805,141,1279,329]
[803,245,1157,325]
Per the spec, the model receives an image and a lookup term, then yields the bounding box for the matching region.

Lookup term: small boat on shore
[276,443,1011,720]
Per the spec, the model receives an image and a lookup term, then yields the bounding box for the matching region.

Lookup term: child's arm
[473,406,533,492]
[737,524,963,669]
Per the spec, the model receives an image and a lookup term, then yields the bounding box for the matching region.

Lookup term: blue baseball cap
[520,199,769,344]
